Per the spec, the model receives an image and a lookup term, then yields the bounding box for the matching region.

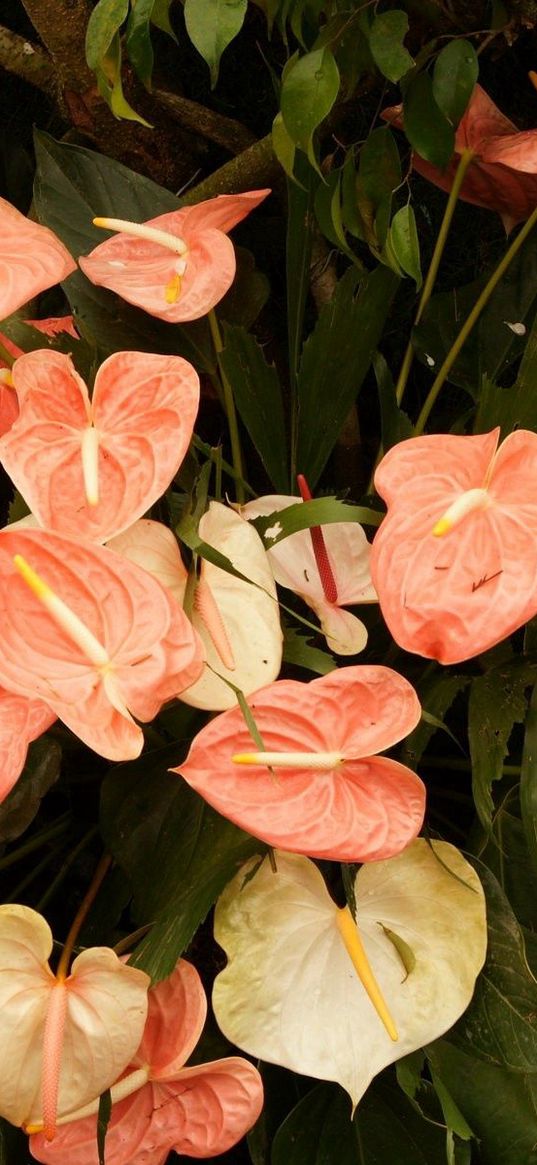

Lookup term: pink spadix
[193,574,236,671]
[296,474,338,603]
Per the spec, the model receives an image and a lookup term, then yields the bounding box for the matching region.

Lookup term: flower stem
[55,850,112,979]
[414,202,537,435]
[208,309,245,503]
[395,148,475,407]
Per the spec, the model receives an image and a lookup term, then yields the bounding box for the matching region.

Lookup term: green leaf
[86,0,150,124]
[388,205,422,288]
[429,1071,473,1140]
[432,40,478,128]
[403,71,455,168]
[32,132,213,369]
[281,48,340,168]
[296,265,399,487]
[448,862,537,1073]
[426,1041,537,1165]
[400,670,469,770]
[396,1050,426,1101]
[100,744,262,980]
[272,111,296,179]
[126,0,158,89]
[373,349,413,452]
[0,737,62,843]
[184,0,247,87]
[469,658,537,829]
[218,323,288,492]
[251,497,382,547]
[520,680,537,879]
[271,1080,445,1164]
[286,153,318,473]
[97,1089,111,1165]
[369,10,414,83]
[282,623,337,675]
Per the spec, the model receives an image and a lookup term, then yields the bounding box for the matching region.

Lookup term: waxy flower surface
[0,528,203,760]
[0,904,149,1132]
[174,666,425,861]
[371,428,537,664]
[0,689,55,802]
[383,84,537,232]
[79,190,270,322]
[0,349,200,543]
[242,490,376,654]
[213,843,487,1106]
[31,959,264,1164]
[0,198,75,320]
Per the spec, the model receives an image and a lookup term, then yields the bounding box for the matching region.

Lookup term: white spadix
[232,751,343,769]
[13,555,110,669]
[93,217,188,256]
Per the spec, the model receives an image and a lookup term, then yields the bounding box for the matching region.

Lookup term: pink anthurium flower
[371,428,537,664]
[0,527,204,760]
[25,316,78,340]
[30,959,264,1165]
[383,84,537,233]
[0,198,75,320]
[0,688,55,802]
[241,484,377,655]
[173,665,425,861]
[0,904,149,1136]
[0,349,200,543]
[78,190,270,322]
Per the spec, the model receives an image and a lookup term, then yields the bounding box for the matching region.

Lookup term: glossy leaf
[432,40,478,127]
[389,206,422,288]
[281,48,340,166]
[184,0,247,87]
[85,0,148,125]
[403,72,455,168]
[219,324,288,492]
[296,265,399,487]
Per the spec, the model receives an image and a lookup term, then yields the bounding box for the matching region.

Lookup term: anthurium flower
[174,665,425,861]
[0,349,200,543]
[0,198,75,320]
[0,527,204,760]
[383,84,537,233]
[30,959,264,1165]
[0,688,55,802]
[79,190,270,323]
[0,370,19,436]
[108,518,188,602]
[0,904,149,1133]
[241,490,376,655]
[371,428,537,664]
[212,842,487,1107]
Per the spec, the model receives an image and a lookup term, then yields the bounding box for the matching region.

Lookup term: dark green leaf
[282,623,337,675]
[369,11,414,83]
[219,246,270,330]
[126,0,158,89]
[219,323,288,492]
[478,309,537,436]
[281,48,340,166]
[296,265,399,486]
[271,1079,445,1164]
[184,0,247,87]
[97,1089,111,1165]
[448,862,537,1073]
[403,72,455,168]
[426,1041,537,1165]
[429,1071,473,1140]
[432,40,478,128]
[0,738,62,843]
[400,671,468,769]
[373,349,413,452]
[287,154,318,475]
[100,745,262,980]
[520,681,537,878]
[85,0,149,124]
[469,659,537,829]
[252,497,382,547]
[389,206,422,288]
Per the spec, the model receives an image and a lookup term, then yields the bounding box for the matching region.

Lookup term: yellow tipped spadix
[81,426,100,506]
[13,555,110,669]
[432,487,489,537]
[93,217,188,256]
[336,905,398,1042]
[232,751,343,769]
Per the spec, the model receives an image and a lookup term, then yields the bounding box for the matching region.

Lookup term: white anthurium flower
[240,494,377,655]
[0,904,149,1134]
[213,841,487,1108]
[110,508,283,710]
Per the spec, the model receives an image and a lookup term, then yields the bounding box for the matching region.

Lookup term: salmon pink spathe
[79,190,270,322]
[0,199,75,320]
[0,349,200,543]
[174,666,425,862]
[30,960,264,1165]
[371,428,537,664]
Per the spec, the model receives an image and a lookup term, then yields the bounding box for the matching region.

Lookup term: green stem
[36,826,99,913]
[191,436,256,497]
[56,850,111,978]
[0,814,71,872]
[208,310,245,504]
[395,148,475,406]
[0,337,15,368]
[414,201,537,435]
